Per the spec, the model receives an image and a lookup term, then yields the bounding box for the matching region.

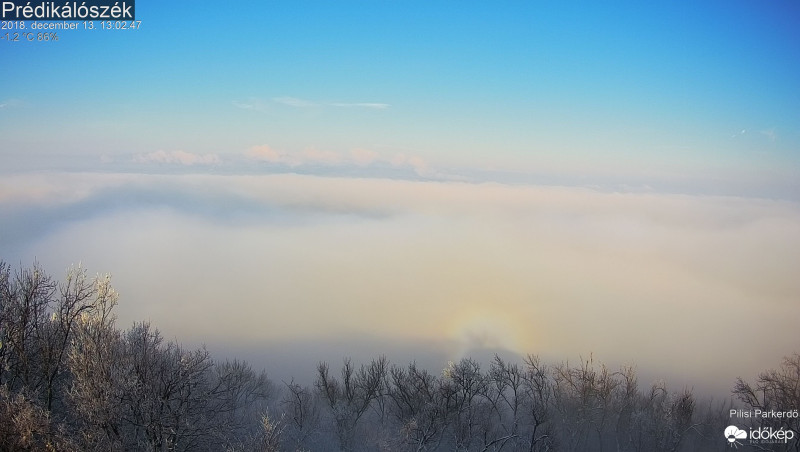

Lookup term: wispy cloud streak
[232,98,270,112]
[237,96,390,110]
[273,96,318,108]
[244,144,439,177]
[329,102,390,109]
[0,99,23,109]
[133,150,221,166]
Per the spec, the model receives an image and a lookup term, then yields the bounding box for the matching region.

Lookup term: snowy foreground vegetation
[1,261,798,451]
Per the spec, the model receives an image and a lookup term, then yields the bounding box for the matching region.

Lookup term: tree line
[0,261,797,451]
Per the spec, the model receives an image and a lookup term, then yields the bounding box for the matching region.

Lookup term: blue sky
[2,1,799,194]
[2,2,800,394]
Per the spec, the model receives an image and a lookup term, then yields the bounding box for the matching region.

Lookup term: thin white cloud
[245,144,284,163]
[273,96,318,108]
[390,153,432,177]
[133,150,221,166]
[330,102,390,109]
[273,96,389,110]
[245,144,444,177]
[301,148,342,165]
[232,98,269,112]
[387,152,463,180]
[350,148,379,166]
[0,99,22,109]
[245,145,342,167]
[761,128,777,142]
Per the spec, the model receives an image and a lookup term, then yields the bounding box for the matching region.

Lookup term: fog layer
[2,172,798,395]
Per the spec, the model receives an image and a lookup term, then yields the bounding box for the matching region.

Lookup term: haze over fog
[1,170,798,396]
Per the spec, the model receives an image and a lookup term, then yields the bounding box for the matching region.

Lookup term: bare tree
[69,320,273,451]
[0,383,76,451]
[0,261,58,396]
[211,359,274,441]
[488,355,523,437]
[612,365,638,452]
[228,413,286,452]
[316,356,388,450]
[734,354,800,452]
[552,355,620,452]
[281,379,321,449]
[483,355,527,450]
[440,357,493,450]
[0,261,118,419]
[1,261,277,450]
[3,260,787,451]
[255,414,286,452]
[387,362,449,451]
[520,354,554,452]
[66,297,127,450]
[625,381,697,452]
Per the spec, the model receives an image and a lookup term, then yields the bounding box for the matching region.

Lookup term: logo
[725,424,796,448]
[725,425,747,448]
